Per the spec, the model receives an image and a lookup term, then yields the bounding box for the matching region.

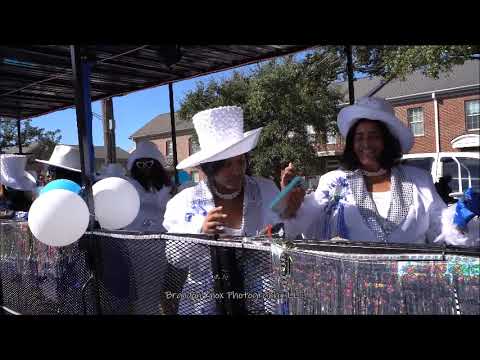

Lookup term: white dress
[125,179,172,232]
[162,175,281,314]
[285,165,474,246]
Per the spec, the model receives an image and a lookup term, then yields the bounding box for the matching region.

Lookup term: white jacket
[162,175,281,315]
[286,165,473,246]
[163,176,281,236]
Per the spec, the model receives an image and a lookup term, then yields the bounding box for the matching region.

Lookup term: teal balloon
[178,171,191,184]
[40,179,81,196]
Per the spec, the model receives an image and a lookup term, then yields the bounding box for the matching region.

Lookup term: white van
[401,152,479,199]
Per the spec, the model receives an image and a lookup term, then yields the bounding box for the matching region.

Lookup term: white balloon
[93,177,140,230]
[28,189,90,247]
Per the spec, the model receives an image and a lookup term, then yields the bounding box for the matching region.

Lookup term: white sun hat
[0,154,37,191]
[176,106,263,170]
[127,140,166,171]
[337,96,414,153]
[36,144,82,172]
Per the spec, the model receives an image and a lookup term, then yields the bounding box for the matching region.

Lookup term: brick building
[129,113,201,181]
[130,60,479,185]
[315,60,479,176]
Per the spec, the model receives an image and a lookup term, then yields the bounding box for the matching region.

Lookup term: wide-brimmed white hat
[176,106,262,170]
[127,140,166,171]
[337,96,414,152]
[96,163,127,180]
[0,154,37,191]
[36,144,81,172]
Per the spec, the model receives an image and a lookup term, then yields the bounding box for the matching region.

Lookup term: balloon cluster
[28,177,140,247]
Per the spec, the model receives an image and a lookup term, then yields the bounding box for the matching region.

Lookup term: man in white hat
[286,96,476,247]
[36,144,82,185]
[0,154,37,213]
[162,106,302,314]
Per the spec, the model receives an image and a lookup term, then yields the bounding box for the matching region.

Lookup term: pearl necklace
[359,168,388,177]
[209,180,242,200]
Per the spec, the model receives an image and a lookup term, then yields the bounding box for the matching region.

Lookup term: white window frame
[326,131,337,145]
[190,170,200,183]
[166,140,173,156]
[465,99,480,131]
[306,125,316,143]
[407,107,425,137]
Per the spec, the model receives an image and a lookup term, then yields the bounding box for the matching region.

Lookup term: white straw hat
[36,144,82,172]
[337,96,414,152]
[0,154,37,191]
[176,106,262,170]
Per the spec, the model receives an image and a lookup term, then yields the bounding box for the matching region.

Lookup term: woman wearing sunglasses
[125,140,173,232]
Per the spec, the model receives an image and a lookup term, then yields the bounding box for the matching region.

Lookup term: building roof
[2,143,130,160]
[88,145,131,160]
[0,45,314,119]
[130,112,194,140]
[1,142,44,155]
[333,60,480,103]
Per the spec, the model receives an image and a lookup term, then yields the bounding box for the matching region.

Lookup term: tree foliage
[0,117,62,159]
[179,55,343,184]
[324,45,480,80]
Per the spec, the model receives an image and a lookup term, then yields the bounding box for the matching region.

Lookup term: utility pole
[101,97,117,164]
[345,45,355,105]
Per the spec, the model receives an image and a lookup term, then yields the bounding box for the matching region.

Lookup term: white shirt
[370,191,391,219]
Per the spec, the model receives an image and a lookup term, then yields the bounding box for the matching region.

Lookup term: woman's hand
[280,163,296,190]
[280,162,306,218]
[201,206,228,234]
[282,188,305,218]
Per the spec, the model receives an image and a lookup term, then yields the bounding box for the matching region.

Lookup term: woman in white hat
[124,140,173,232]
[36,144,82,185]
[287,96,474,246]
[162,106,301,314]
[0,154,37,213]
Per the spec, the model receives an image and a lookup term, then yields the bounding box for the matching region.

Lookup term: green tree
[324,45,480,80]
[0,117,61,159]
[179,55,343,185]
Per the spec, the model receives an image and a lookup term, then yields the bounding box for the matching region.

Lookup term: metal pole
[168,82,179,186]
[345,45,355,105]
[70,45,95,219]
[16,119,22,154]
[101,98,117,164]
[70,45,102,315]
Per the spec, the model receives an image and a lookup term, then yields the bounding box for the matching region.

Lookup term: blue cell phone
[270,176,304,215]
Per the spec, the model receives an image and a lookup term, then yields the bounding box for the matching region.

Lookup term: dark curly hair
[48,166,83,186]
[199,154,252,180]
[130,158,171,192]
[341,119,403,171]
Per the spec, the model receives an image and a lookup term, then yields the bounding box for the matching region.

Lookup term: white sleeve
[436,205,479,247]
[255,177,282,227]
[163,189,207,269]
[418,170,472,246]
[283,172,335,238]
[162,190,205,235]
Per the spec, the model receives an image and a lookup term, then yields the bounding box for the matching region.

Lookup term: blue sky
[30,49,360,152]
[30,63,263,152]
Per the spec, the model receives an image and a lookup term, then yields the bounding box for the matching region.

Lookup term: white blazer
[285,165,474,246]
[162,176,281,315]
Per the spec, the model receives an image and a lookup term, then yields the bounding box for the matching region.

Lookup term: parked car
[401,152,479,201]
